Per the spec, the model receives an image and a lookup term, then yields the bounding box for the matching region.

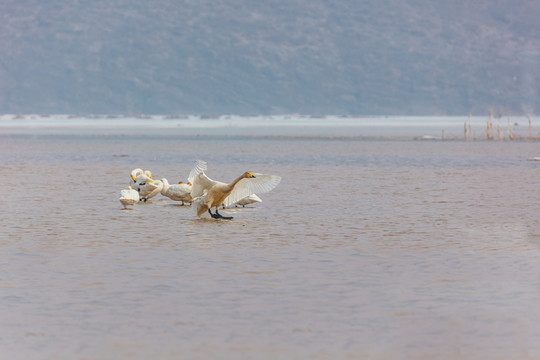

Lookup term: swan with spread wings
[190,160,281,219]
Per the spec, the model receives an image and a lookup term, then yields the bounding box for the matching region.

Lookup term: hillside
[0,0,538,115]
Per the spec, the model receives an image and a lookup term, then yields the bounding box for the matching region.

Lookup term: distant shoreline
[1,114,538,140]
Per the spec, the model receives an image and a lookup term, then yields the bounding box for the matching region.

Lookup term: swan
[130,168,153,190]
[135,174,163,202]
[119,186,139,208]
[160,179,194,205]
[191,168,281,219]
[130,168,143,189]
[234,194,262,207]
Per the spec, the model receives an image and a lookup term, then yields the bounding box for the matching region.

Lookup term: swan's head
[179,181,184,184]
[131,168,143,181]
[144,170,153,179]
[245,172,255,178]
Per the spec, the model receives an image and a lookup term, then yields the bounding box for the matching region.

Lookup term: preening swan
[191,167,281,219]
[131,168,143,181]
[119,186,139,209]
[130,168,143,189]
[135,174,163,202]
[160,178,194,205]
[130,168,153,190]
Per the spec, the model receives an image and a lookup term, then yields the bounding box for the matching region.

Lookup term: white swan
[135,174,163,202]
[130,168,153,190]
[130,168,143,189]
[234,194,262,207]
[191,167,281,219]
[160,179,194,205]
[119,186,139,208]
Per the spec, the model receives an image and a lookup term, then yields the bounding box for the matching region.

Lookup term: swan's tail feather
[193,196,210,218]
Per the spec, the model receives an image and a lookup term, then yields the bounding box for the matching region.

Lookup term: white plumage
[160,178,194,205]
[130,168,153,191]
[119,186,139,209]
[135,174,163,202]
[234,194,262,207]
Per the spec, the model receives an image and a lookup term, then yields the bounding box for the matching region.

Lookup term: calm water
[2,129,540,359]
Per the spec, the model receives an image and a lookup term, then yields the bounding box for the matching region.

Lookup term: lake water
[2,116,540,359]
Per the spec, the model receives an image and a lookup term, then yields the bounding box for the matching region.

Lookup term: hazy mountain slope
[0,0,538,115]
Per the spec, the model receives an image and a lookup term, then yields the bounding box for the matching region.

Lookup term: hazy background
[1,0,539,116]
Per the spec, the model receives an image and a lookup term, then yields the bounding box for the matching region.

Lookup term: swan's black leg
[208,209,233,219]
[215,210,233,220]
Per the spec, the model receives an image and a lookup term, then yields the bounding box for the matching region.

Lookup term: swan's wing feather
[141,181,159,191]
[168,184,190,196]
[191,172,220,197]
[223,174,281,207]
[248,174,281,194]
[167,184,191,200]
[187,160,208,184]
[137,178,159,197]
[120,188,139,202]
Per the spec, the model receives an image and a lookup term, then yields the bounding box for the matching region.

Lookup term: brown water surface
[1,133,540,359]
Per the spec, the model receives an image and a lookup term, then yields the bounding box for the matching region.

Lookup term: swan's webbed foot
[208,209,233,220]
[216,210,233,220]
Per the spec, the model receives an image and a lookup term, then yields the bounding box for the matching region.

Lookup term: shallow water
[2,131,540,359]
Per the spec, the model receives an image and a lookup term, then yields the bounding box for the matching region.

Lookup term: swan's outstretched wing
[223,174,281,207]
[187,160,208,184]
[191,172,222,198]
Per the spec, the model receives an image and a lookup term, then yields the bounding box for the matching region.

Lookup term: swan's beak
[249,173,256,178]
[131,176,136,181]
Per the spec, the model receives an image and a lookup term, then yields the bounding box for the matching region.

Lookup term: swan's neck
[160,179,170,194]
[229,173,248,188]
